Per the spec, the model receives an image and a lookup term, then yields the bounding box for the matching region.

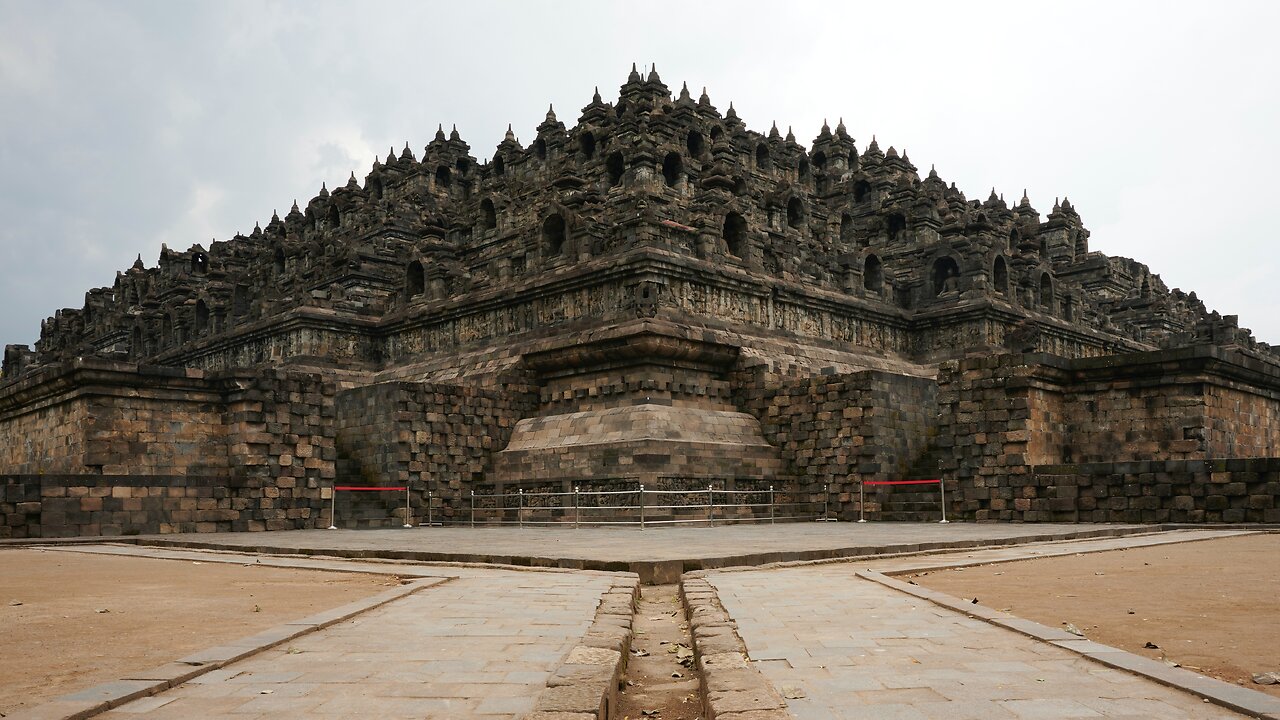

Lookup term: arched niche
[579,131,596,160]
[931,257,961,296]
[853,180,871,203]
[543,214,566,257]
[992,256,1009,296]
[195,300,209,336]
[755,143,771,170]
[480,198,497,231]
[686,130,704,159]
[662,152,682,188]
[840,213,854,245]
[606,151,625,187]
[723,212,747,258]
[864,255,884,294]
[406,260,425,298]
[886,212,907,242]
[786,197,804,229]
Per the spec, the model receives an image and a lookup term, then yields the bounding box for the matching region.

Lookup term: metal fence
[465,482,823,528]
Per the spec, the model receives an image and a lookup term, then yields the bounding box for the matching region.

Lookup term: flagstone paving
[97,570,615,719]
[706,535,1258,719]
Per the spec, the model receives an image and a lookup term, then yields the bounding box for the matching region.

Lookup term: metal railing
[465,483,822,528]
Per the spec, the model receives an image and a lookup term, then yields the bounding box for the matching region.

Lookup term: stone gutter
[679,576,793,719]
[528,574,640,719]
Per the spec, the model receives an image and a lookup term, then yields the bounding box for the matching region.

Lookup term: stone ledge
[530,575,639,719]
[680,576,795,720]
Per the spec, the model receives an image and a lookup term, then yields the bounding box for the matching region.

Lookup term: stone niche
[491,329,787,488]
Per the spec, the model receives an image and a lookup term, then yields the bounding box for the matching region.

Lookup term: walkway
[703,530,1264,719]
[98,570,614,719]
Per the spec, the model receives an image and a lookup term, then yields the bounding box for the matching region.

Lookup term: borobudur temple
[3,66,1278,537]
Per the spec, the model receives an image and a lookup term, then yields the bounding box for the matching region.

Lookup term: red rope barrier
[862,479,941,486]
[333,486,407,492]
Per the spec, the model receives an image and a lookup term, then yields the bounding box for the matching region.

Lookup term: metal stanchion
[574,487,580,529]
[427,489,433,527]
[639,484,646,530]
[769,486,775,524]
[403,485,412,528]
[518,488,524,528]
[858,481,867,523]
[470,489,475,528]
[707,485,715,527]
[939,479,949,523]
[328,484,338,530]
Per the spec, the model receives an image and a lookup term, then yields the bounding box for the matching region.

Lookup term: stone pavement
[94,570,614,719]
[15,528,1278,719]
[8,544,630,720]
[703,531,1266,720]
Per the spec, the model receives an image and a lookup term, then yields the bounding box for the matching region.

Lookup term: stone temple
[3,67,1278,537]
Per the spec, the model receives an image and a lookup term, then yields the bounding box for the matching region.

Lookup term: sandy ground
[0,547,396,715]
[908,533,1280,698]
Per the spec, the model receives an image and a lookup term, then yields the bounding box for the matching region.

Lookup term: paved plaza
[8,525,1280,719]
[130,521,1154,570]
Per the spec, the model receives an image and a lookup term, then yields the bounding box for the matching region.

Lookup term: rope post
[639,484,645,531]
[858,481,867,523]
[470,489,475,528]
[708,485,715,527]
[518,488,524,529]
[769,486,775,525]
[403,485,412,528]
[427,489,433,527]
[938,479,949,523]
[574,486,580,529]
[327,484,338,530]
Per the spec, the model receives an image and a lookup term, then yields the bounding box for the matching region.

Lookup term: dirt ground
[908,533,1280,698]
[0,547,396,715]
[616,584,702,720]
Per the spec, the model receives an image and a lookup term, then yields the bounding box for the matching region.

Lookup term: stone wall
[220,369,338,529]
[0,398,92,474]
[733,367,938,518]
[937,346,1280,521]
[956,459,1280,523]
[334,380,536,522]
[0,473,333,538]
[0,360,338,536]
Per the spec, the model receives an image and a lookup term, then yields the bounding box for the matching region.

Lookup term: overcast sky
[2,1,1277,349]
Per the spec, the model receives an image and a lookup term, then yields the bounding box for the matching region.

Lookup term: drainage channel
[617,583,705,719]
